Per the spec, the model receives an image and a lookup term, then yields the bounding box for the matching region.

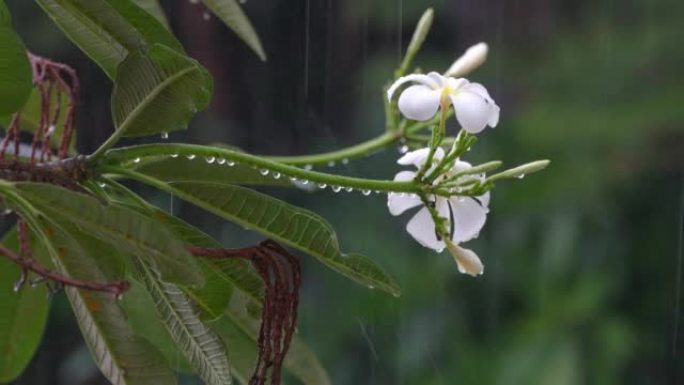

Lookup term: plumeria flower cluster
[386,42,500,276]
[388,148,489,276]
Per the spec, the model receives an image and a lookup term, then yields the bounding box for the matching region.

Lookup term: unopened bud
[444,42,489,78]
[396,8,434,77]
[487,159,550,182]
[446,240,484,277]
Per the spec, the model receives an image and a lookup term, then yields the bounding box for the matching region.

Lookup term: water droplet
[133,157,141,163]
[161,132,169,140]
[171,153,179,158]
[399,145,409,154]
[217,158,226,165]
[259,169,270,176]
[517,174,526,179]
[367,285,375,290]
[13,280,23,292]
[226,160,235,166]
[374,190,381,194]
[344,187,353,192]
[205,156,216,164]
[289,176,298,182]
[202,11,211,20]
[304,164,313,171]
[327,160,336,167]
[116,293,124,301]
[392,292,401,298]
[47,124,56,136]
[186,154,196,160]
[362,189,372,196]
[272,172,281,179]
[331,185,342,193]
[97,182,106,188]
[301,180,310,185]
[317,183,327,189]
[341,158,349,165]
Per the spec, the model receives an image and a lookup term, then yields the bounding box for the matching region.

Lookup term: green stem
[96,143,438,194]
[265,131,399,166]
[415,107,448,181]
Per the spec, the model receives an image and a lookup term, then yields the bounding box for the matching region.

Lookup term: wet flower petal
[449,89,498,134]
[397,85,441,121]
[449,196,489,243]
[405,200,449,251]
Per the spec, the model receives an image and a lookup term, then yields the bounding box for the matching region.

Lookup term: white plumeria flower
[387,148,489,276]
[387,72,500,134]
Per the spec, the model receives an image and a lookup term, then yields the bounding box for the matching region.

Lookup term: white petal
[387,171,421,216]
[444,42,489,78]
[406,201,449,251]
[463,83,500,127]
[449,89,498,134]
[449,196,488,243]
[397,147,445,168]
[447,243,484,276]
[451,159,473,174]
[387,73,441,101]
[398,85,441,121]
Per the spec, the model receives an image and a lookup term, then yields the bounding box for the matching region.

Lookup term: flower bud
[487,159,550,182]
[444,42,489,78]
[446,240,484,277]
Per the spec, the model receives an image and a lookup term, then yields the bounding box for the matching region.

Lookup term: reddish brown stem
[187,240,301,385]
[0,243,129,295]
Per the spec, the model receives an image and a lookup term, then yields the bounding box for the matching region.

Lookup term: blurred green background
[6,0,684,384]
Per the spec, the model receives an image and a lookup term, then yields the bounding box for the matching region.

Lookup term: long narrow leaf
[202,0,266,61]
[0,229,49,383]
[34,221,176,385]
[0,24,32,115]
[15,182,204,286]
[36,0,183,78]
[133,257,233,385]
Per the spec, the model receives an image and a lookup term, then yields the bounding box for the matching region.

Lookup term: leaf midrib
[115,65,198,134]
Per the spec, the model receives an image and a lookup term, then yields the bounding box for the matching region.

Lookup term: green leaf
[130,0,169,29]
[0,229,50,383]
[135,155,291,186]
[155,210,264,319]
[166,182,401,296]
[202,0,266,61]
[28,218,175,385]
[35,0,183,78]
[15,182,204,287]
[133,256,233,385]
[120,278,193,372]
[0,1,11,25]
[111,44,212,138]
[214,292,331,385]
[0,25,32,115]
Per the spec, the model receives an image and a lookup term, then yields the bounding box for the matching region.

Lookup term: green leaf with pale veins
[165,182,401,296]
[0,229,50,383]
[0,25,32,115]
[202,0,266,61]
[133,257,233,385]
[35,0,183,78]
[14,182,204,287]
[154,209,264,319]
[111,44,212,138]
[33,221,176,385]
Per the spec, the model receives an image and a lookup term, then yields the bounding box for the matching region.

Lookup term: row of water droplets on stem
[129,152,420,198]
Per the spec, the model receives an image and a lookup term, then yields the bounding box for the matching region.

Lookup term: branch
[0,243,129,296]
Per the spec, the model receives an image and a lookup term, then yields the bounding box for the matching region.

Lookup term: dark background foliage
[6,0,684,384]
